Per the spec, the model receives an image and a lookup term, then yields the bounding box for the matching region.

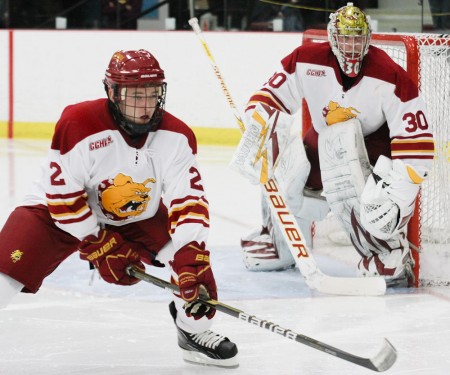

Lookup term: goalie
[231,3,434,287]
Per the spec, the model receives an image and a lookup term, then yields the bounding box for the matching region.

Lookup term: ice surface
[1,140,449,374]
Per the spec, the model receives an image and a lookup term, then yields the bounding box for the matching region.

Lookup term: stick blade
[368,339,398,372]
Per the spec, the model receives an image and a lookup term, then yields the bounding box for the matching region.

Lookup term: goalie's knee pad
[319,119,371,205]
[0,273,23,309]
[318,119,371,240]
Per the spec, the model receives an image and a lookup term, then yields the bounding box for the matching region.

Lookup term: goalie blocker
[234,107,424,287]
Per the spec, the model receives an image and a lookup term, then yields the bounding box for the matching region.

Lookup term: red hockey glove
[171,241,217,320]
[79,229,145,285]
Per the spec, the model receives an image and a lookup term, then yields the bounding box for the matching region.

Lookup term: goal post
[301,30,450,287]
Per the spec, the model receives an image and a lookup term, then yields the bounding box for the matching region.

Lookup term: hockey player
[0,49,238,367]
[232,3,434,287]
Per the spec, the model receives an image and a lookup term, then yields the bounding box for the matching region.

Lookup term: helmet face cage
[104,50,166,136]
[109,82,167,136]
[327,3,371,77]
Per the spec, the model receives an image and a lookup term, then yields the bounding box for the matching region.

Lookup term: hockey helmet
[327,3,371,77]
[104,49,167,136]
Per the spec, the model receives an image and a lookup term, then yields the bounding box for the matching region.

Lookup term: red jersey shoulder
[281,42,332,74]
[52,99,116,154]
[363,46,419,101]
[158,111,197,154]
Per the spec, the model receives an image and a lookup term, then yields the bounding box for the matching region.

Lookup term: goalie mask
[104,49,167,137]
[327,3,371,77]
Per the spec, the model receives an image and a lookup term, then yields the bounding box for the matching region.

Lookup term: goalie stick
[127,266,397,372]
[188,17,386,296]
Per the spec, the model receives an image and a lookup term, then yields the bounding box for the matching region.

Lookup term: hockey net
[301,30,450,287]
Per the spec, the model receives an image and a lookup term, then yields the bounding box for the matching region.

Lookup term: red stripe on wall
[8,30,14,139]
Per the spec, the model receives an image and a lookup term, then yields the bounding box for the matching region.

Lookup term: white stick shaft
[188,17,245,133]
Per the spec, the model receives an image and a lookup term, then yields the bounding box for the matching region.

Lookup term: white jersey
[246,42,434,173]
[23,99,209,250]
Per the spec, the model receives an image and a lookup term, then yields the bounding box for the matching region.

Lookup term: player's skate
[169,301,238,368]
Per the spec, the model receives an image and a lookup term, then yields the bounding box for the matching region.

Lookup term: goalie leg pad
[318,119,372,247]
[316,120,408,261]
[241,226,294,271]
[241,196,296,271]
[357,233,414,286]
[242,194,329,271]
[317,121,418,283]
[241,134,314,272]
[274,133,311,216]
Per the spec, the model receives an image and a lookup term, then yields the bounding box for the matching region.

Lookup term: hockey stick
[127,266,397,372]
[188,17,386,296]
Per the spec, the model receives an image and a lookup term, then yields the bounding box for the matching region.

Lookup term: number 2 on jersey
[50,162,66,186]
[189,166,204,191]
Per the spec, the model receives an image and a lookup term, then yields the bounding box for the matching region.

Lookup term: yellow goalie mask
[327,2,372,77]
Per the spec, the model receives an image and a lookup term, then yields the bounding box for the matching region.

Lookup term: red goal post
[301,30,450,287]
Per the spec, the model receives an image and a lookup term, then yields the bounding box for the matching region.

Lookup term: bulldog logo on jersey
[10,249,24,263]
[98,173,156,220]
[324,101,360,125]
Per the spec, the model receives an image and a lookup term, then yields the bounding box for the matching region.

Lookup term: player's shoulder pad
[281,42,331,74]
[364,46,419,100]
[157,111,197,155]
[52,99,115,154]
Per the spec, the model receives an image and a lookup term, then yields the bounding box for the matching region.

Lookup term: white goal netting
[414,35,450,286]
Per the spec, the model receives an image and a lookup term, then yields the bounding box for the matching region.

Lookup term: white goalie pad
[241,226,295,271]
[230,102,294,185]
[273,133,311,216]
[357,238,415,285]
[318,119,371,222]
[241,192,329,272]
[360,156,423,240]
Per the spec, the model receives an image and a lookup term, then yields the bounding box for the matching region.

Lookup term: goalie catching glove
[360,156,426,240]
[230,102,294,185]
[170,241,217,320]
[79,229,145,285]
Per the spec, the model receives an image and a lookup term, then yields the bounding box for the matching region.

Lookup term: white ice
[1,139,449,375]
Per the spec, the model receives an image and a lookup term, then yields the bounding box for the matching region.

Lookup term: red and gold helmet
[104,50,167,136]
[327,3,371,77]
